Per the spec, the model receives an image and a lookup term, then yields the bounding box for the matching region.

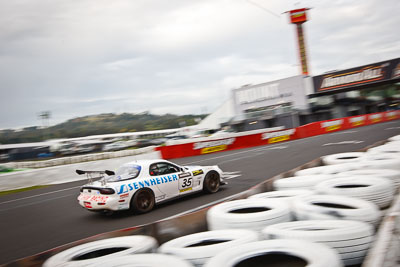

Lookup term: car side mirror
[105,170,115,176]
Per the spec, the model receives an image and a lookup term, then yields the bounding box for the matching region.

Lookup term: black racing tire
[203,171,220,193]
[130,189,155,214]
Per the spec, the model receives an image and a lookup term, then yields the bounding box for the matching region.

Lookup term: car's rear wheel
[130,189,155,214]
[203,171,220,193]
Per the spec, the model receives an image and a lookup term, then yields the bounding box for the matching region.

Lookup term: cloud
[0,0,399,128]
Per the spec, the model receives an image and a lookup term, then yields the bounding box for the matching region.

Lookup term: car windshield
[106,164,141,182]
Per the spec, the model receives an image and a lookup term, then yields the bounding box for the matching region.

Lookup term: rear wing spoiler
[76,169,115,185]
[76,170,115,176]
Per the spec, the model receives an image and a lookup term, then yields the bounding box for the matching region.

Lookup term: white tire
[204,239,343,267]
[322,152,365,165]
[43,236,158,267]
[295,163,357,176]
[335,169,400,190]
[315,176,395,209]
[207,199,292,232]
[386,140,400,146]
[367,144,400,155]
[359,153,400,170]
[248,190,314,204]
[158,229,259,267]
[293,194,381,226]
[388,135,400,141]
[85,254,194,267]
[261,220,374,266]
[273,175,335,190]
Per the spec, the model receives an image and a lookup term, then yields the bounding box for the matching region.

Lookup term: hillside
[0,112,207,144]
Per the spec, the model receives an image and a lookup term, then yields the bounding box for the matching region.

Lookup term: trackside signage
[313,58,400,93]
[262,129,296,144]
[385,111,397,120]
[369,114,382,123]
[233,75,309,114]
[193,138,236,154]
[349,116,366,127]
[156,110,400,159]
[321,119,344,132]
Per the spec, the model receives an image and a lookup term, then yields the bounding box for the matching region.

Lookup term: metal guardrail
[362,194,400,267]
[1,146,156,169]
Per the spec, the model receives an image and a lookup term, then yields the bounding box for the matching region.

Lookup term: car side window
[149,163,179,176]
[166,163,179,174]
[149,163,159,176]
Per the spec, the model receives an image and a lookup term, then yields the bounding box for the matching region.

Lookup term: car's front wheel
[130,189,155,214]
[203,171,220,193]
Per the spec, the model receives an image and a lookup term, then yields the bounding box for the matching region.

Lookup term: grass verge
[0,185,49,197]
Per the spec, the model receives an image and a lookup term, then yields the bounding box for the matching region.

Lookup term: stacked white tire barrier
[322,152,365,165]
[367,144,400,155]
[335,169,400,191]
[388,134,400,142]
[85,254,194,267]
[294,163,357,176]
[206,199,292,232]
[158,229,259,267]
[248,190,313,203]
[293,195,381,226]
[262,220,374,266]
[204,239,343,267]
[315,176,395,209]
[359,153,400,171]
[273,175,335,190]
[43,236,158,267]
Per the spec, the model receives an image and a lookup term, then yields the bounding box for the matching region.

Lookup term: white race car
[77,159,227,214]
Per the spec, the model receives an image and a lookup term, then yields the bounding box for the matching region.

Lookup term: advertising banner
[313,58,400,94]
[232,75,309,115]
[157,111,400,159]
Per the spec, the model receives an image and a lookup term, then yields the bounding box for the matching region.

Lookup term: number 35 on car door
[179,173,193,193]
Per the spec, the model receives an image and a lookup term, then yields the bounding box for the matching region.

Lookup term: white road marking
[385,127,400,130]
[267,145,288,150]
[330,130,358,135]
[0,193,76,212]
[322,140,364,146]
[0,186,81,205]
[222,171,242,180]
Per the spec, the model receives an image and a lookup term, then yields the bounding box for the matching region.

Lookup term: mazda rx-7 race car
[77,159,226,214]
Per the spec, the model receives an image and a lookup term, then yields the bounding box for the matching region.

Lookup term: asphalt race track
[1,120,400,264]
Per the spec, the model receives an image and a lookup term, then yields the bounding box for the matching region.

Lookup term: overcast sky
[0,0,399,129]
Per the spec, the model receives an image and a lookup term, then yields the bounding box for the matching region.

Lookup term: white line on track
[222,171,242,180]
[322,140,364,146]
[0,186,80,205]
[330,130,358,135]
[0,193,76,213]
[385,127,400,130]
[267,145,288,150]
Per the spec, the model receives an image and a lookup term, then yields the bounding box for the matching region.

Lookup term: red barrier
[157,129,298,159]
[156,110,400,159]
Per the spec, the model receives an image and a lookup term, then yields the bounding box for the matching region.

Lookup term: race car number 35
[179,178,193,192]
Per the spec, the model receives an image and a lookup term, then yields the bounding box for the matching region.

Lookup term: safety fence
[156,110,400,159]
[2,146,157,169]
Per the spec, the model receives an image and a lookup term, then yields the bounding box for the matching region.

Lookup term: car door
[149,162,180,198]
[177,169,195,195]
